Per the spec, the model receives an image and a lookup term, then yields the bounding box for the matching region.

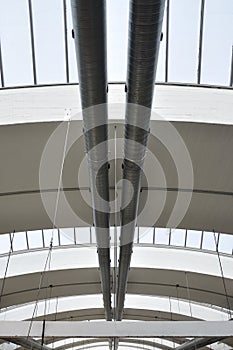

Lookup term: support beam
[175,337,225,350]
[0,321,233,338]
[54,337,172,350]
[175,319,233,350]
[4,338,51,350]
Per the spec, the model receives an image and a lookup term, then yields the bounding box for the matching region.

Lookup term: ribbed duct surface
[71,0,107,109]
[117,0,165,321]
[71,0,111,321]
[127,0,165,108]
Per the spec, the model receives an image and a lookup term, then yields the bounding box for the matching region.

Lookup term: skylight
[0,0,232,87]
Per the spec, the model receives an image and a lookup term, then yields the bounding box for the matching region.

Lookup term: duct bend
[117,0,165,321]
[71,0,111,320]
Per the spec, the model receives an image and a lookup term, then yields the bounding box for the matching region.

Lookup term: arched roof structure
[0,1,233,350]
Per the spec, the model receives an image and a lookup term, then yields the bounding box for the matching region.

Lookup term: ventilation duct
[117,0,166,321]
[71,0,111,320]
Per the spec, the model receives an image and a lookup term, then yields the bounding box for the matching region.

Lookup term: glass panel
[0,0,33,86]
[110,227,114,244]
[90,227,97,244]
[60,228,75,245]
[43,229,59,247]
[0,1,232,87]
[0,234,11,254]
[75,227,90,245]
[12,232,27,251]
[201,0,233,85]
[109,227,120,246]
[32,0,66,83]
[170,229,186,246]
[27,230,43,249]
[139,227,153,244]
[134,227,139,244]
[156,6,167,82]
[202,231,217,251]
[155,228,170,245]
[107,0,129,81]
[169,0,200,83]
[218,234,233,255]
[66,0,78,83]
[186,230,202,249]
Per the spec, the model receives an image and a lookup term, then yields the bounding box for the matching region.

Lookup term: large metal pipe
[71,0,112,321]
[116,0,165,321]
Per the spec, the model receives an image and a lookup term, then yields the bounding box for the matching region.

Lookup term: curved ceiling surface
[0,0,233,347]
[0,84,233,234]
[0,246,233,314]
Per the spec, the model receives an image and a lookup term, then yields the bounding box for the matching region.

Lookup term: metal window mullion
[230,46,233,87]
[197,0,205,84]
[74,228,77,245]
[200,231,204,249]
[9,233,13,252]
[168,228,171,245]
[216,232,220,252]
[28,0,37,85]
[153,227,155,244]
[165,0,170,82]
[89,227,92,244]
[58,229,61,246]
[184,229,188,247]
[137,226,139,243]
[63,0,69,83]
[25,231,29,250]
[0,39,5,87]
[42,230,45,248]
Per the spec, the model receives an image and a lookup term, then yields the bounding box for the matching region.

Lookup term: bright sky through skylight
[0,0,232,87]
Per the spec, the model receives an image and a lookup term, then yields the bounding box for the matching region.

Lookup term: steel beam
[53,337,172,350]
[4,338,51,350]
[175,337,225,350]
[0,321,232,338]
